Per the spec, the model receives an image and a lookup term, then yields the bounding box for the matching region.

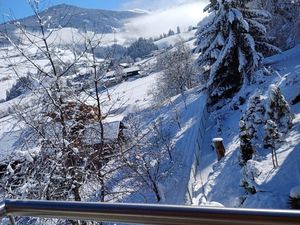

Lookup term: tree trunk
[212,138,226,161]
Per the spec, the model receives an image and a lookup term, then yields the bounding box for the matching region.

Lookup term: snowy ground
[157,90,206,204]
[99,72,161,118]
[0,31,209,206]
[0,116,23,159]
[114,87,207,204]
[194,45,300,209]
[1,27,299,210]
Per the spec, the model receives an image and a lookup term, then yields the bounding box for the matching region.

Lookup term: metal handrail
[1,199,300,225]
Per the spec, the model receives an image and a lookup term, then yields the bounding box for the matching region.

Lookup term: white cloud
[121,0,190,11]
[122,0,209,38]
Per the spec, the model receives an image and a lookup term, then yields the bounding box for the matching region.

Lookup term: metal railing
[1,199,300,225]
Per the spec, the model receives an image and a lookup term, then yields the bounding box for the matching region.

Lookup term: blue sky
[0,0,191,23]
[0,0,125,23]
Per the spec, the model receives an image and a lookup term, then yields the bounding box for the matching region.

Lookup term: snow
[120,88,208,204]
[228,8,249,32]
[290,186,300,198]
[0,116,24,159]
[0,10,299,210]
[83,69,209,204]
[263,45,300,66]
[0,48,36,100]
[127,9,150,14]
[15,149,36,162]
[200,200,224,207]
[193,44,300,209]
[84,121,122,143]
[238,48,247,72]
[212,138,223,143]
[95,72,161,117]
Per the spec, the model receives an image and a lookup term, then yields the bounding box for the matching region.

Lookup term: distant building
[105,65,140,80]
[119,63,130,68]
[123,66,140,77]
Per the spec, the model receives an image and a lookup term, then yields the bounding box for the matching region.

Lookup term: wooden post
[212,138,225,161]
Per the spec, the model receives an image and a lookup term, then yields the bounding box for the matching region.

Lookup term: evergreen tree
[266,84,293,134]
[177,26,181,34]
[239,92,266,163]
[241,160,258,195]
[195,0,280,104]
[262,85,293,169]
[239,92,265,151]
[127,37,158,60]
[168,29,175,36]
[264,119,279,168]
[256,0,300,49]
[239,120,254,165]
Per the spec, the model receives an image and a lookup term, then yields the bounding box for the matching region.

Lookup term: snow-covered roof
[105,66,140,78]
[124,66,140,73]
[106,70,115,77]
[119,63,130,68]
[84,121,122,144]
[103,121,122,141]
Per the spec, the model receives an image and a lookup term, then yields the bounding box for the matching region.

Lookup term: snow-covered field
[102,72,160,113]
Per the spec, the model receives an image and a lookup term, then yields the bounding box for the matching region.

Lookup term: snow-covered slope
[0,42,208,206]
[117,87,207,204]
[194,45,300,209]
[154,30,197,49]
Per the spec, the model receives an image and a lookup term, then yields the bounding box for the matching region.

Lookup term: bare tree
[0,1,129,224]
[120,115,175,203]
[154,41,197,102]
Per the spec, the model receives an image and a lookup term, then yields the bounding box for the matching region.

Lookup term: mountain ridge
[0,3,144,34]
